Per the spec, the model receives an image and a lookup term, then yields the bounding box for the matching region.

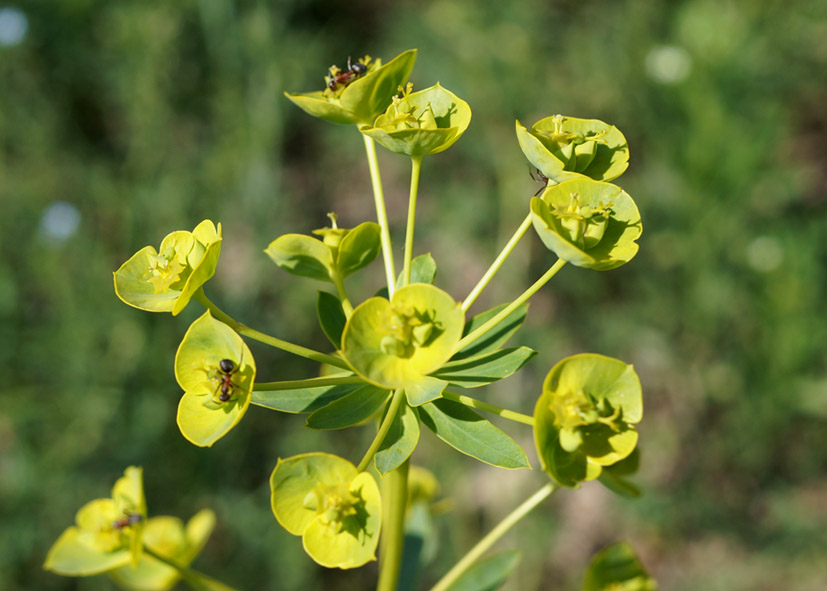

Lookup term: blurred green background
[1,0,825,590]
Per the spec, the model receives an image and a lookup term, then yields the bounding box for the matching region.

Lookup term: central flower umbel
[304,483,359,533]
[342,284,464,390]
[551,191,613,250]
[145,245,189,294]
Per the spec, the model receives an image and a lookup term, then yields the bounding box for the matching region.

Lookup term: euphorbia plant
[47,49,656,591]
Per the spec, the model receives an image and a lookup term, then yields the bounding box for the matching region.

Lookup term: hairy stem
[363,135,396,297]
[429,484,556,591]
[462,212,532,312]
[454,258,567,354]
[442,390,534,426]
[142,545,238,591]
[357,389,405,473]
[194,289,349,370]
[402,156,423,287]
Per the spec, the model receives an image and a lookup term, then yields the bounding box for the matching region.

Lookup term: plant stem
[357,389,405,473]
[453,258,567,354]
[194,289,349,370]
[331,272,354,317]
[142,545,239,591]
[402,156,423,287]
[254,373,362,391]
[363,135,396,298]
[462,212,532,312]
[442,390,534,426]
[429,484,556,591]
[377,460,409,591]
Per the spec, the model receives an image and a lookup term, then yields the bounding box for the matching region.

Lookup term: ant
[112,512,142,530]
[327,57,368,91]
[530,168,550,196]
[214,355,242,403]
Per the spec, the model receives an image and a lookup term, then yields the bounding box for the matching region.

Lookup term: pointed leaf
[405,376,448,406]
[419,399,530,469]
[446,550,522,591]
[317,291,347,348]
[306,386,390,430]
[435,347,536,388]
[337,222,381,277]
[251,383,357,414]
[375,402,420,475]
[396,253,438,288]
[453,303,529,360]
[265,234,333,281]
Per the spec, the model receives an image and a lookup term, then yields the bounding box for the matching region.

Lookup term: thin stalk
[377,460,409,591]
[402,156,423,287]
[142,545,239,591]
[462,212,532,312]
[442,390,534,426]
[194,290,349,370]
[429,484,556,591]
[254,373,362,391]
[331,272,354,317]
[453,258,567,354]
[363,135,396,297]
[357,389,405,473]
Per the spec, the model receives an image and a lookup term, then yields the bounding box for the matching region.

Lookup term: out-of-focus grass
[1,1,825,590]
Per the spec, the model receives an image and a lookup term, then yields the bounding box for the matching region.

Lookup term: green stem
[442,390,534,426]
[462,212,532,313]
[331,272,354,317]
[357,389,405,473]
[194,289,349,370]
[142,545,239,591]
[377,459,409,591]
[402,156,423,287]
[453,258,567,354]
[254,373,362,391]
[363,135,396,297]
[429,484,556,591]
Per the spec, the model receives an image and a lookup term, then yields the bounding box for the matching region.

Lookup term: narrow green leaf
[337,222,381,277]
[419,399,530,469]
[397,253,437,287]
[583,543,656,591]
[316,291,346,348]
[446,550,522,591]
[435,347,537,388]
[306,386,390,430]
[453,303,529,360]
[405,376,448,406]
[251,384,356,413]
[375,402,420,475]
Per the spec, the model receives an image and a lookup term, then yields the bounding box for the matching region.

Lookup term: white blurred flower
[645,45,692,85]
[39,201,81,242]
[0,7,28,47]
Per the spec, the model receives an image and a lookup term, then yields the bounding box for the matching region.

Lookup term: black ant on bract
[112,512,142,530]
[530,168,550,196]
[214,355,242,403]
[326,57,368,91]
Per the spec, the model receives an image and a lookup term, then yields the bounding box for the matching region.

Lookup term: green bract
[534,354,642,488]
[516,115,629,183]
[114,220,222,316]
[341,284,464,392]
[44,467,146,576]
[270,453,381,569]
[361,83,472,158]
[285,49,417,126]
[531,178,641,270]
[265,215,381,282]
[175,311,256,447]
[583,542,657,591]
[109,509,216,591]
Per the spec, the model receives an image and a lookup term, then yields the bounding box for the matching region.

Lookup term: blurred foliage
[1,0,825,590]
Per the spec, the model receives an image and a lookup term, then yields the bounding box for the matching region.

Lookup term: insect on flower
[326,57,368,91]
[214,356,242,403]
[112,512,143,530]
[530,168,550,196]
